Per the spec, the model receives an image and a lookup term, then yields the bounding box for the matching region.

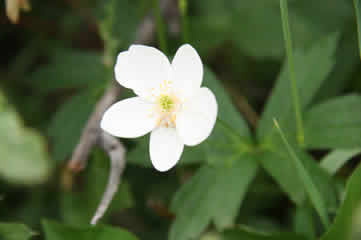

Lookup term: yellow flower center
[158,95,174,112]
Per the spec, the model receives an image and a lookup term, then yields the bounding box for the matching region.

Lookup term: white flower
[100,44,218,172]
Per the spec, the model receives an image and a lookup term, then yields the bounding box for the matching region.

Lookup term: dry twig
[91,132,126,225]
[68,81,121,172]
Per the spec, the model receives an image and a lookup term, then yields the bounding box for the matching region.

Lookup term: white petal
[149,127,184,172]
[100,97,157,138]
[176,87,218,146]
[127,45,171,98]
[114,51,133,89]
[171,44,203,98]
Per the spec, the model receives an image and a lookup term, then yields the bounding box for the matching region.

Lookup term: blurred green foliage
[1,0,361,240]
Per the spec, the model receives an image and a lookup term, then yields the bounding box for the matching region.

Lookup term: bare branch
[67,81,121,172]
[91,132,126,225]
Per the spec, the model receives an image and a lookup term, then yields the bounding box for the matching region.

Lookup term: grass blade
[354,0,361,58]
[279,0,304,145]
[179,0,190,43]
[273,119,329,228]
[154,0,168,55]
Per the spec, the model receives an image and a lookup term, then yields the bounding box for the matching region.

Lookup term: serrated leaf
[48,90,98,162]
[0,223,35,240]
[169,156,258,240]
[257,33,339,142]
[304,95,361,149]
[320,163,361,240]
[42,220,138,240]
[0,91,52,185]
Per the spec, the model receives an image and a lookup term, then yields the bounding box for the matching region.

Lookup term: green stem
[179,0,190,43]
[154,0,168,55]
[353,0,361,58]
[279,0,304,145]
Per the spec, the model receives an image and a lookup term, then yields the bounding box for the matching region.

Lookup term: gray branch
[67,81,121,172]
[91,132,126,225]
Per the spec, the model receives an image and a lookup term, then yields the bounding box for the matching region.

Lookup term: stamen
[158,95,174,112]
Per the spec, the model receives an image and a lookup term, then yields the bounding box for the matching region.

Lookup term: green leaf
[61,149,133,226]
[96,0,140,55]
[203,68,251,138]
[48,90,98,162]
[274,121,329,227]
[260,145,337,211]
[28,49,107,94]
[190,0,332,59]
[292,205,317,239]
[202,68,254,165]
[42,220,138,240]
[320,163,361,240]
[313,29,359,102]
[0,91,52,185]
[257,33,339,142]
[222,227,309,240]
[189,1,236,53]
[260,150,305,204]
[304,95,361,149]
[290,0,352,32]
[0,223,35,240]
[320,148,361,175]
[169,156,258,240]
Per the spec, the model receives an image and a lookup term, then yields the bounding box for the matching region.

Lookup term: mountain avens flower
[101,44,218,171]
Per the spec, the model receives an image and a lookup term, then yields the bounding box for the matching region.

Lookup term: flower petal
[150,127,184,172]
[171,44,203,98]
[176,87,218,146]
[128,45,171,98]
[101,97,157,138]
[114,51,133,89]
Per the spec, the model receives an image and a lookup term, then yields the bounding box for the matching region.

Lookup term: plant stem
[353,0,361,58]
[279,0,304,145]
[179,0,190,43]
[154,0,168,55]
